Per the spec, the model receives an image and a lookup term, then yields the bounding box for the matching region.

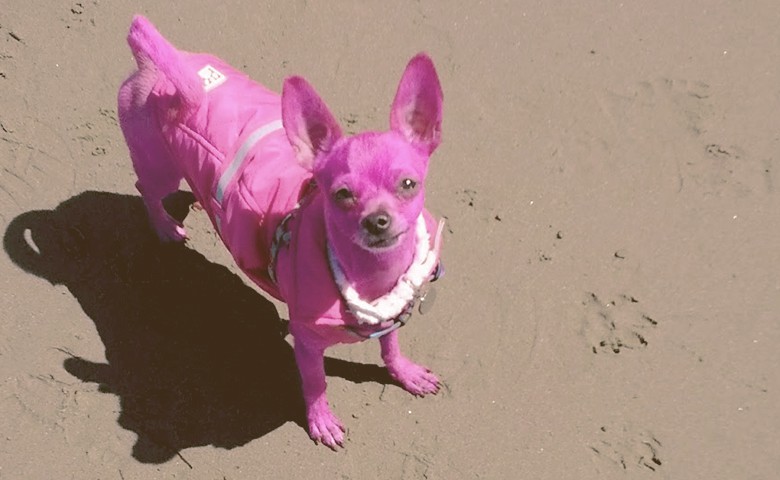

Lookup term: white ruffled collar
[328,214,445,325]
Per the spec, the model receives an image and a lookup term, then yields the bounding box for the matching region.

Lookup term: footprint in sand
[688,141,770,197]
[582,292,658,354]
[63,2,97,29]
[1,20,26,81]
[601,78,770,196]
[589,424,663,474]
[600,77,713,138]
[67,107,117,157]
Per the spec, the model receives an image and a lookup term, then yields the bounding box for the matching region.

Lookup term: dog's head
[281,53,443,254]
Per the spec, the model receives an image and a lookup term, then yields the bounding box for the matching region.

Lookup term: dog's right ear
[282,76,342,171]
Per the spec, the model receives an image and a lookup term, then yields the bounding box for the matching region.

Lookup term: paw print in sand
[590,424,663,473]
[582,292,658,354]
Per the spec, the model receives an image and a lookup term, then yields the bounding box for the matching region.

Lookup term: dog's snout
[362,211,392,236]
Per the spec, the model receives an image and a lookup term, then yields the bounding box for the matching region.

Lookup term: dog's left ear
[282,76,343,171]
[390,53,443,155]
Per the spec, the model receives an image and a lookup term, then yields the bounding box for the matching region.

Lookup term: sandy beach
[1,1,779,478]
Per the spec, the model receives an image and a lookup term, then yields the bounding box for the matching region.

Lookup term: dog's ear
[282,76,342,171]
[390,53,443,155]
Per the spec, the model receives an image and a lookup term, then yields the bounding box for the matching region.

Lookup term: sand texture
[1,1,779,478]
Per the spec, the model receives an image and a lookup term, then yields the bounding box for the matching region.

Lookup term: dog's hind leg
[118,15,203,243]
[134,147,188,243]
[119,76,187,242]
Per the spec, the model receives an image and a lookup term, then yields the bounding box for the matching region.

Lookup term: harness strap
[267,180,318,285]
[267,210,295,285]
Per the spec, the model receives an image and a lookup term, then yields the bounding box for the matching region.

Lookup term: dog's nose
[362,211,392,236]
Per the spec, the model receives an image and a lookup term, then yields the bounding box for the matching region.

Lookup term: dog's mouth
[364,229,406,250]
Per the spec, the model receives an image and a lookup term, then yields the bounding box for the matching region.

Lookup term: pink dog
[118,16,444,449]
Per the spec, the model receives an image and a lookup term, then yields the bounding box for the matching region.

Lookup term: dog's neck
[327,231,416,302]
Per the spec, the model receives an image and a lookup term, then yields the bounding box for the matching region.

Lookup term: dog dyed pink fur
[118,15,444,450]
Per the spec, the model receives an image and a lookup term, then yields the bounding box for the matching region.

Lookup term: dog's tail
[127,15,203,110]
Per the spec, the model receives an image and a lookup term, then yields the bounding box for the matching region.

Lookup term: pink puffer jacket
[127,10,442,346]
[149,54,303,300]
[145,51,441,345]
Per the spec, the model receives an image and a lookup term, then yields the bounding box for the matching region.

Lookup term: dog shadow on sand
[4,190,393,463]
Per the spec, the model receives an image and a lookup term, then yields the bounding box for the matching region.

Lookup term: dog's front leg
[293,339,345,449]
[380,330,440,396]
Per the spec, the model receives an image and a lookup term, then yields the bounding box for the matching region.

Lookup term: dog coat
[145,54,440,345]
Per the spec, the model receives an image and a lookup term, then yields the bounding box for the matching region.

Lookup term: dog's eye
[400,178,417,191]
[398,178,418,197]
[333,187,354,202]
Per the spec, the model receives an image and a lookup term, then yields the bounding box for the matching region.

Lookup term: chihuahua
[118,15,444,449]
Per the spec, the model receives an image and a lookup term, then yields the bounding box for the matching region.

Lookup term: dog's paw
[150,216,188,243]
[307,402,346,450]
[387,359,441,396]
